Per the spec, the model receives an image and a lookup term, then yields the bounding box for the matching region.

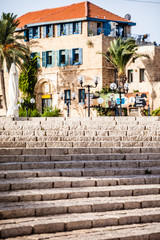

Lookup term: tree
[0,12,29,111]
[103,37,148,85]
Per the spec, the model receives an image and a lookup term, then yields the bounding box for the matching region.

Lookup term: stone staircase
[0,116,160,239]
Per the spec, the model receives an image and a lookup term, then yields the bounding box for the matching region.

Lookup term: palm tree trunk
[0,63,7,112]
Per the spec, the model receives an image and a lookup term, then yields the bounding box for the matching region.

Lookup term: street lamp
[60,92,76,117]
[78,75,99,117]
[18,98,35,117]
[110,82,129,116]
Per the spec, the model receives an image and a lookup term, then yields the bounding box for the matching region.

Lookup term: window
[128,70,133,83]
[65,90,71,104]
[79,89,85,104]
[140,69,145,82]
[46,25,53,37]
[57,22,81,36]
[73,22,79,34]
[47,51,52,65]
[29,27,40,39]
[42,51,55,67]
[70,48,82,65]
[60,50,66,65]
[60,24,66,35]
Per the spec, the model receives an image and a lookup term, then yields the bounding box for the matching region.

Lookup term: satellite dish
[125,14,131,20]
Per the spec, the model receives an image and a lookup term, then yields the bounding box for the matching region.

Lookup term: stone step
[1,152,160,163]
[4,222,160,240]
[0,207,160,238]
[1,194,160,220]
[0,167,160,180]
[0,184,159,202]
[0,175,159,191]
[1,160,160,171]
[1,147,160,155]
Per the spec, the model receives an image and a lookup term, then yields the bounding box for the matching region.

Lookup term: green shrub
[41,107,61,117]
[19,107,41,117]
[151,107,160,116]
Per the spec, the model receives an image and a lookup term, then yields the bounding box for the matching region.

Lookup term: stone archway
[34,78,57,113]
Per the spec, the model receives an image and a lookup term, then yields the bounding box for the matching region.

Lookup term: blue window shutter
[29,28,33,39]
[52,51,55,66]
[43,26,46,38]
[50,25,53,37]
[70,23,73,35]
[103,21,111,36]
[79,48,83,64]
[65,50,68,65]
[24,30,27,42]
[66,24,69,35]
[31,52,35,59]
[57,24,61,37]
[38,27,40,38]
[37,52,40,68]
[56,50,60,66]
[42,52,47,67]
[78,22,82,34]
[70,49,74,65]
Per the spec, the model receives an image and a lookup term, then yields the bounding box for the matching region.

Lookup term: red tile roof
[17,1,133,28]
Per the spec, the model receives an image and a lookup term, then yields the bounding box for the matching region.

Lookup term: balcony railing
[88,28,154,45]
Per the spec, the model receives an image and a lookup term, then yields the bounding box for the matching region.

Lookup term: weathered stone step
[1,152,160,163]
[1,147,160,155]
[0,184,159,202]
[4,222,160,240]
[0,167,160,180]
[1,207,160,238]
[1,175,159,191]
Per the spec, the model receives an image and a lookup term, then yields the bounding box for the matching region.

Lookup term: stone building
[0,1,160,117]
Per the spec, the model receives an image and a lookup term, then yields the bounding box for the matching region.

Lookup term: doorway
[42,98,52,113]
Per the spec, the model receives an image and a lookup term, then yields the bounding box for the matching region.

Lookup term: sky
[1,0,160,43]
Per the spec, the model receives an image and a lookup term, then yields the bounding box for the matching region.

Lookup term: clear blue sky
[1,0,160,43]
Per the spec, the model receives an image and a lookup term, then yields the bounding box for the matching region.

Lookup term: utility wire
[126,0,160,4]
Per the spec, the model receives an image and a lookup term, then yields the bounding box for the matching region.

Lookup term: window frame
[128,69,133,83]
[140,68,145,82]
[79,89,85,105]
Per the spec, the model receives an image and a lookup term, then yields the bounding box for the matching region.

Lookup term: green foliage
[41,107,61,117]
[133,90,139,93]
[19,55,38,96]
[151,107,160,116]
[145,169,152,174]
[18,96,41,117]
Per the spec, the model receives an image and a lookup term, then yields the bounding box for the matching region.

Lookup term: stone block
[66,220,92,231]
[55,162,84,169]
[121,142,143,147]
[0,183,10,191]
[124,201,141,210]
[1,226,33,238]
[1,208,35,219]
[71,180,96,187]
[22,148,46,155]
[61,170,82,177]
[110,189,132,197]
[46,148,68,155]
[89,148,112,154]
[0,163,21,171]
[6,171,37,179]
[35,206,67,216]
[46,142,73,148]
[26,142,46,148]
[119,216,140,225]
[101,142,120,148]
[112,148,141,154]
[96,179,117,186]
[68,204,91,213]
[34,222,64,234]
[68,148,89,154]
[54,181,71,188]
[93,217,118,228]
[92,202,123,212]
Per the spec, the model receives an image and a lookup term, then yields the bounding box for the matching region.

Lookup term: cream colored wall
[126,45,160,111]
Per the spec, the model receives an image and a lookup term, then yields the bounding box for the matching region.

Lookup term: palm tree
[103,37,148,85]
[0,13,29,111]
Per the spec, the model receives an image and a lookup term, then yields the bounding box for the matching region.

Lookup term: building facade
[0,1,160,117]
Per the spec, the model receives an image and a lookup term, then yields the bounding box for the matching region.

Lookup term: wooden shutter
[57,24,61,37]
[78,22,82,34]
[70,49,74,65]
[66,24,69,35]
[79,48,83,64]
[37,52,40,68]
[56,50,60,66]
[52,51,55,66]
[70,23,73,35]
[42,52,47,67]
[38,27,40,38]
[43,26,47,38]
[103,21,111,36]
[29,28,33,39]
[50,25,53,37]
[65,50,68,65]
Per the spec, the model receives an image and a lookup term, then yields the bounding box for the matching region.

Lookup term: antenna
[125,14,131,20]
